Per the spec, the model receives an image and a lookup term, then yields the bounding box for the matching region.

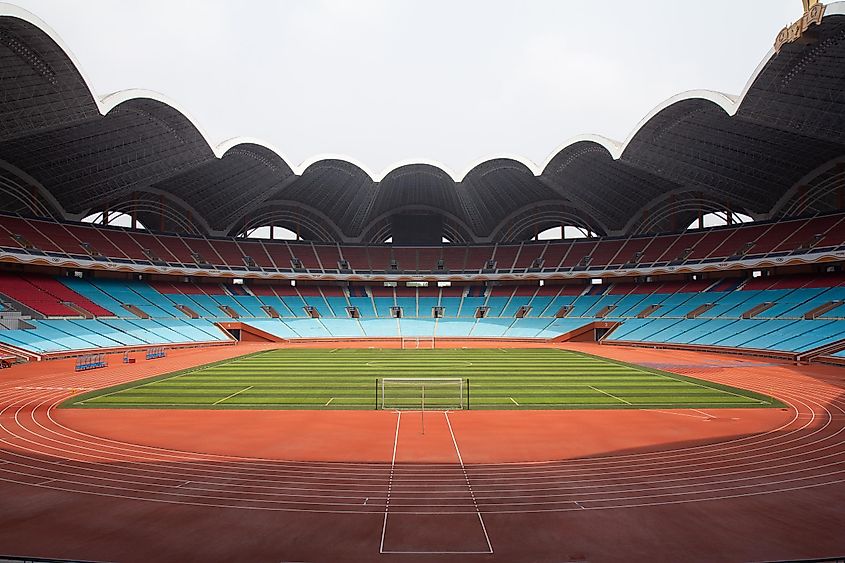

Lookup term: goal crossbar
[400,337,435,349]
[380,377,463,410]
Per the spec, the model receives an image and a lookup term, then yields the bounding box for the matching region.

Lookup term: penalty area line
[212,386,253,405]
[588,385,631,405]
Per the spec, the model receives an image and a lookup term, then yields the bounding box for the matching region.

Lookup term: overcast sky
[12,0,804,174]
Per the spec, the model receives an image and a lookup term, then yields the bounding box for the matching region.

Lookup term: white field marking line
[588,385,631,405]
[499,348,508,353]
[445,411,494,554]
[645,409,712,420]
[73,369,200,404]
[212,386,254,406]
[329,348,339,353]
[325,398,334,406]
[632,365,767,404]
[574,500,585,509]
[509,397,520,406]
[379,411,401,554]
[691,409,715,419]
[564,349,769,403]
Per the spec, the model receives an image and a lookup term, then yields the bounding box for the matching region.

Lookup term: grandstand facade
[0,2,844,365]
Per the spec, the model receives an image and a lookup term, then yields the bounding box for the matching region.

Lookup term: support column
[131,191,137,229]
[159,195,165,231]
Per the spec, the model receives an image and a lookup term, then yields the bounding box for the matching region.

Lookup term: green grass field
[64,348,783,411]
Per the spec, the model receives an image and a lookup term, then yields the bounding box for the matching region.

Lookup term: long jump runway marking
[380,410,493,555]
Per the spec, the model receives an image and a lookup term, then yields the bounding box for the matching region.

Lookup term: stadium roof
[0,3,844,242]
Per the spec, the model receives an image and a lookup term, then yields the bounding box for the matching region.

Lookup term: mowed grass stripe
[64,348,783,411]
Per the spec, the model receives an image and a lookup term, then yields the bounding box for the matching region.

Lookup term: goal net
[380,378,464,410]
[400,337,435,349]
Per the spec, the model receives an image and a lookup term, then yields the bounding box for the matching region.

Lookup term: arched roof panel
[0,3,844,241]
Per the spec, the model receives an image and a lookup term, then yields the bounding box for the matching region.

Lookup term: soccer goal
[400,337,435,349]
[380,378,464,411]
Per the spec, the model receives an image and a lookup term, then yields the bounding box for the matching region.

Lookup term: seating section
[0,272,844,355]
[2,212,844,274]
[0,274,113,317]
[0,318,229,354]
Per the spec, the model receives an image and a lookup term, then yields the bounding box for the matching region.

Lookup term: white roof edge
[3,1,844,184]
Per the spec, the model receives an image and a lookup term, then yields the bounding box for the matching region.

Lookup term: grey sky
[13,0,803,173]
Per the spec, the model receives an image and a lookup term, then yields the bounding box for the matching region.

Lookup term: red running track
[0,343,843,562]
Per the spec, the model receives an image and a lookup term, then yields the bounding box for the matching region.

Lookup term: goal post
[400,337,435,349]
[380,377,464,410]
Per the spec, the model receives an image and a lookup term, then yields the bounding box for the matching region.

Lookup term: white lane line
[509,397,520,406]
[589,385,631,405]
[325,398,334,406]
[692,409,715,419]
[379,411,401,554]
[445,411,494,554]
[212,386,254,406]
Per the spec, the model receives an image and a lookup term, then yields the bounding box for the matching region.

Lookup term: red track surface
[0,343,843,562]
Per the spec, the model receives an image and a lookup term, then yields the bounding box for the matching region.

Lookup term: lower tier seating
[0,318,229,354]
[0,273,843,357]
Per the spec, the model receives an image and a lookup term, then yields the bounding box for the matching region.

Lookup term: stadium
[0,1,844,561]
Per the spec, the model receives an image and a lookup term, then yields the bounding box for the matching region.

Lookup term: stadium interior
[0,1,844,561]
[0,2,844,368]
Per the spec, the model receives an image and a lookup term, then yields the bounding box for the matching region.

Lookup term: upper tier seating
[2,212,843,274]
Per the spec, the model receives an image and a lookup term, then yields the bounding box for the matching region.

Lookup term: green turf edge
[59,349,275,409]
[565,349,786,409]
[60,347,786,411]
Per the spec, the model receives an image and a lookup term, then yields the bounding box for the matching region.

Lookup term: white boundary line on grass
[645,409,712,420]
[588,385,632,405]
[625,362,768,404]
[567,349,768,405]
[73,367,204,404]
[212,386,253,405]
